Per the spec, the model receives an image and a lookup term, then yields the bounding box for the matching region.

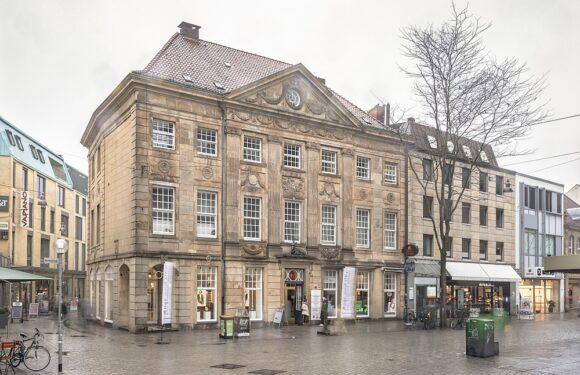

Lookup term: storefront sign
[20,191,29,227]
[161,262,174,325]
[479,283,493,287]
[12,301,23,320]
[0,196,8,212]
[408,287,414,300]
[341,267,356,319]
[310,289,322,320]
[272,307,284,325]
[285,269,304,283]
[0,222,8,230]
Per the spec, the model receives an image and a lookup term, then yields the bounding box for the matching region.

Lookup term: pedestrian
[301,297,310,325]
[568,288,573,310]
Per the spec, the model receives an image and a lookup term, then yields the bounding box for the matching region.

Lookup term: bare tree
[399,4,547,327]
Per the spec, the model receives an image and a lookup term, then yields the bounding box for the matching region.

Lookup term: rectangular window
[97,146,101,172]
[75,242,79,271]
[462,238,471,259]
[30,145,38,160]
[383,273,397,317]
[50,209,55,234]
[40,238,49,267]
[496,242,504,261]
[545,235,555,256]
[383,163,397,184]
[81,244,86,271]
[40,207,46,232]
[244,268,263,321]
[243,197,261,240]
[462,168,471,189]
[423,159,433,181]
[197,191,217,238]
[323,270,338,318]
[21,169,28,191]
[152,118,175,150]
[197,266,217,322]
[423,234,433,256]
[321,205,336,245]
[480,240,488,260]
[82,198,87,216]
[27,234,33,267]
[546,191,553,212]
[283,143,301,169]
[61,214,69,236]
[243,136,262,163]
[356,156,370,180]
[15,135,24,151]
[152,186,175,235]
[75,216,83,240]
[321,149,337,174]
[524,186,536,209]
[480,205,488,226]
[356,209,370,248]
[356,271,370,318]
[383,212,397,250]
[57,186,65,207]
[496,208,504,228]
[443,164,453,186]
[479,172,488,192]
[196,128,217,156]
[96,205,101,244]
[445,237,453,258]
[5,130,15,146]
[75,195,80,214]
[462,203,471,224]
[423,196,433,219]
[496,175,504,195]
[36,176,46,199]
[284,201,301,243]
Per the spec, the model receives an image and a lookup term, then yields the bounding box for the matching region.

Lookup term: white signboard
[310,289,322,320]
[20,191,30,227]
[341,267,356,319]
[161,262,174,325]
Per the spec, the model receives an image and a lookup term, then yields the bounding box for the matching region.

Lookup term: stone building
[405,122,521,316]
[0,116,87,311]
[81,23,407,332]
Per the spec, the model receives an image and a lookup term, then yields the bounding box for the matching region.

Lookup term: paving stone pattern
[9,311,580,374]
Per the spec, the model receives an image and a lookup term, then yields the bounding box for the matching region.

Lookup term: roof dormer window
[15,135,24,151]
[30,145,39,160]
[37,150,45,164]
[5,130,15,146]
[447,141,454,153]
[462,145,472,159]
[480,151,489,163]
[427,135,438,149]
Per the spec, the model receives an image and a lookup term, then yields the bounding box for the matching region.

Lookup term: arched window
[95,267,102,319]
[89,269,94,311]
[104,265,114,322]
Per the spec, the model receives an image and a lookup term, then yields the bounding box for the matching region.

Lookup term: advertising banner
[341,267,356,319]
[161,262,174,325]
[310,289,322,320]
[0,195,8,212]
[20,191,29,227]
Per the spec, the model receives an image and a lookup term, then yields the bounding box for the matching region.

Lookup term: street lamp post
[54,238,68,373]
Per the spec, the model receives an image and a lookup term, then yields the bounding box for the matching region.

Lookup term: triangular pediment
[227,64,361,128]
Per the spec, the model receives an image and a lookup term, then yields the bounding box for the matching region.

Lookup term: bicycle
[403,306,417,327]
[11,328,51,372]
[449,308,470,329]
[0,340,17,375]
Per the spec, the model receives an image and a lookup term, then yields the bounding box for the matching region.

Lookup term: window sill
[356,178,372,184]
[196,153,218,159]
[241,160,266,167]
[282,166,305,174]
[320,172,341,178]
[243,238,262,242]
[196,236,219,242]
[197,320,217,323]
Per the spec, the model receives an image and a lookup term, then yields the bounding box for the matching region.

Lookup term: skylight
[182,74,192,82]
[427,135,438,149]
[213,81,225,90]
[224,62,232,68]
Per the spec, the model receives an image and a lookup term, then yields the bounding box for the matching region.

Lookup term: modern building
[0,116,87,312]
[562,188,580,309]
[80,22,408,332]
[405,122,520,316]
[515,173,565,314]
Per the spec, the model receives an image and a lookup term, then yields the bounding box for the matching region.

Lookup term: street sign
[43,257,58,264]
[404,259,416,272]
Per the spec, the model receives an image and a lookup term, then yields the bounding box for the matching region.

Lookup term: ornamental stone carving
[224,126,241,135]
[241,242,266,256]
[202,166,213,180]
[358,189,369,200]
[282,176,304,198]
[384,192,396,204]
[320,246,340,260]
[305,142,321,150]
[319,182,340,198]
[158,160,170,174]
[341,148,354,156]
[241,171,265,193]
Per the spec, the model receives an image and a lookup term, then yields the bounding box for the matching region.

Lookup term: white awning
[446,262,521,283]
[480,264,522,282]
[446,262,489,281]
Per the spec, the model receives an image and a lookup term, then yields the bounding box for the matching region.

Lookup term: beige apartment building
[406,122,520,315]
[81,23,408,332]
[0,116,87,312]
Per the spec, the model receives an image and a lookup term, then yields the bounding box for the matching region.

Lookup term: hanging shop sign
[0,196,8,212]
[20,191,29,227]
[401,244,419,257]
[341,267,356,319]
[284,269,304,283]
[161,262,174,325]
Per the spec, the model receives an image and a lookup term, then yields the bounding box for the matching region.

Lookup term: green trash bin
[219,315,235,339]
[466,318,498,357]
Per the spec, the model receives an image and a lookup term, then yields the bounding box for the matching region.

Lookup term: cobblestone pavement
[5,310,580,375]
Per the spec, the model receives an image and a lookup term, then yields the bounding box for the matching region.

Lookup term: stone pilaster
[267,135,282,244]
[224,126,241,242]
[306,142,321,247]
[341,148,354,250]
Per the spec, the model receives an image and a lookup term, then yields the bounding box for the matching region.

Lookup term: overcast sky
[1,0,578,191]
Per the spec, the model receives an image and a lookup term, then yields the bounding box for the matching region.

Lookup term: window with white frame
[383,212,397,250]
[356,271,370,317]
[197,266,217,322]
[105,266,114,321]
[284,201,301,243]
[356,156,370,180]
[197,191,217,238]
[283,143,301,169]
[383,163,397,184]
[152,186,175,235]
[427,135,438,149]
[321,205,336,245]
[95,268,102,318]
[356,209,370,248]
[244,268,263,320]
[383,272,397,317]
[321,149,337,174]
[323,270,338,318]
[152,119,175,150]
[462,145,472,159]
[243,136,262,162]
[57,186,65,207]
[243,197,261,240]
[196,128,217,156]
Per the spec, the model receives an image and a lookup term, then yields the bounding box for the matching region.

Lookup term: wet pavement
[4,310,580,374]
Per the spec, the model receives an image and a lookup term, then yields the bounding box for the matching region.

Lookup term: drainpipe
[218,100,227,316]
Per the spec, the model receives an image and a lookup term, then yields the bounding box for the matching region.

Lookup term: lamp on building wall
[54,238,68,373]
[504,179,514,193]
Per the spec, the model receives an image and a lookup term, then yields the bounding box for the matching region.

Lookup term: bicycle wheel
[10,343,24,368]
[23,345,51,372]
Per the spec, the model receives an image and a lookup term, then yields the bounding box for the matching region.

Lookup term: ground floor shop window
[323,270,338,318]
[96,268,102,319]
[383,272,397,317]
[104,266,114,322]
[520,279,560,314]
[244,267,263,321]
[197,266,217,322]
[356,271,369,317]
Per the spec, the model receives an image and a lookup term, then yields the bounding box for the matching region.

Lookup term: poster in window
[161,262,174,325]
[341,267,356,319]
[197,290,207,307]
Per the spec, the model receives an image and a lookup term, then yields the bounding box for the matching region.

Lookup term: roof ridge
[193,37,292,67]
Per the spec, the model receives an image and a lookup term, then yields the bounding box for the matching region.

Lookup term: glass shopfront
[520,279,560,314]
[447,281,511,314]
[383,272,397,318]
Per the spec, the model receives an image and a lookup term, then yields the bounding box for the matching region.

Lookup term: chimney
[407,117,415,125]
[178,22,201,40]
[367,103,391,126]
[385,103,390,126]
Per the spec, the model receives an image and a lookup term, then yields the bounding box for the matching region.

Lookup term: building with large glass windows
[81,23,407,332]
